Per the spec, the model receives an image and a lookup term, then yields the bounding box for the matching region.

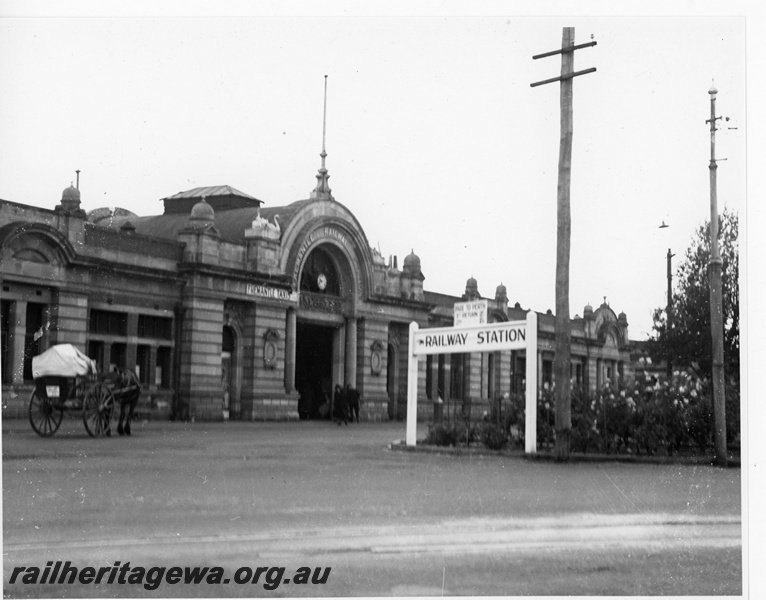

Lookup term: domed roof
[190,197,215,223]
[464,276,480,299]
[403,249,421,271]
[62,184,81,202]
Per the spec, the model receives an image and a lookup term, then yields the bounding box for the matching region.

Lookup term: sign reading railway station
[406,311,539,455]
[413,320,527,355]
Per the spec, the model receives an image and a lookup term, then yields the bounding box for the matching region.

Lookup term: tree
[651,208,739,382]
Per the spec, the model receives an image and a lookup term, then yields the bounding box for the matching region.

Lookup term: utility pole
[706,83,727,467]
[531,28,596,461]
[666,247,675,379]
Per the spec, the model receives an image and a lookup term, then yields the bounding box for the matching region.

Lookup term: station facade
[1,171,633,422]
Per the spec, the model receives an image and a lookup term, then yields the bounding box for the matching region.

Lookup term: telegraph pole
[706,83,727,467]
[531,28,596,461]
[666,247,675,379]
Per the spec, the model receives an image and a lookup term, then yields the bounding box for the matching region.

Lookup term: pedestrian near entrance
[346,384,361,423]
[333,385,348,425]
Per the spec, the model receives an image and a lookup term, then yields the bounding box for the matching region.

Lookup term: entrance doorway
[221,325,236,419]
[296,322,335,419]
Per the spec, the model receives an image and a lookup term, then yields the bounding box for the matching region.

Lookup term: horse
[107,367,142,436]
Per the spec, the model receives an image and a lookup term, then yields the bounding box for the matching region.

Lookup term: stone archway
[294,242,358,419]
[222,307,243,420]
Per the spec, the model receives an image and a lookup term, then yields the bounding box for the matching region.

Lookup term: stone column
[345,317,357,387]
[125,313,138,371]
[10,301,26,385]
[285,308,296,393]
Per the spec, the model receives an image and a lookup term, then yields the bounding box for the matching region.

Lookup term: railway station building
[1,168,633,422]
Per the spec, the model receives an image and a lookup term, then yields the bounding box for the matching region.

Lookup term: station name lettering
[293,227,350,281]
[246,284,292,301]
[477,327,525,344]
[418,326,526,351]
[421,332,469,348]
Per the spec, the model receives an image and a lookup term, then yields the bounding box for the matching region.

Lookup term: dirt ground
[3,417,744,597]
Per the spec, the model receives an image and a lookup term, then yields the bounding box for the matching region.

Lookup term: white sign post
[405,311,538,453]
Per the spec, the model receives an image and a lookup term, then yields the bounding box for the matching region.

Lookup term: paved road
[3,417,742,596]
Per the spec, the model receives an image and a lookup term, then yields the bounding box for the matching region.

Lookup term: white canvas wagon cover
[32,344,97,379]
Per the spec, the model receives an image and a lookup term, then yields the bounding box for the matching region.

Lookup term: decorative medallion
[370,340,384,375]
[263,329,280,369]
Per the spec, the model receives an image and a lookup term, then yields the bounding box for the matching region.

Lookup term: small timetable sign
[453,299,488,327]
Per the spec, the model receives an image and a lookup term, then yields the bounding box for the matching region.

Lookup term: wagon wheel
[29,389,64,437]
[83,383,115,438]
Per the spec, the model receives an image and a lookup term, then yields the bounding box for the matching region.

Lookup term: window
[575,361,584,389]
[450,354,464,401]
[1,301,10,384]
[425,355,433,399]
[437,354,446,400]
[511,353,526,393]
[487,353,495,400]
[136,345,151,384]
[138,315,172,340]
[88,340,105,373]
[89,310,127,336]
[542,359,553,386]
[156,347,171,388]
[110,342,126,370]
[23,302,46,381]
[299,247,341,295]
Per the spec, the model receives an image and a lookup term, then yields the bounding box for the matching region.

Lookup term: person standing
[346,384,361,423]
[333,384,348,426]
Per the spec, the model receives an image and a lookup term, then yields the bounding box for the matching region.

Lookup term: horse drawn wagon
[29,344,140,437]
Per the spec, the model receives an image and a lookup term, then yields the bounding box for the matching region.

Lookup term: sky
[0,1,756,341]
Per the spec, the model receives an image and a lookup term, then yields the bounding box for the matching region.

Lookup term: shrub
[423,369,739,457]
[478,422,508,450]
[499,369,738,457]
[424,420,476,447]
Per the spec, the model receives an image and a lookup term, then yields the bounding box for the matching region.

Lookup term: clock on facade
[317,273,327,291]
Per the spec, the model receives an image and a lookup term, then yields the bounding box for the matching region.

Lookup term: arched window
[299,246,341,295]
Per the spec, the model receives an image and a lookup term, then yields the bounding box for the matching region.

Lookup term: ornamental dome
[464,276,480,299]
[57,183,84,215]
[402,249,421,273]
[189,197,215,224]
[61,185,80,203]
[495,282,508,302]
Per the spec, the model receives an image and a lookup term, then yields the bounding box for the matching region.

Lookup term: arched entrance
[294,243,352,420]
[295,322,335,419]
[221,325,236,419]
